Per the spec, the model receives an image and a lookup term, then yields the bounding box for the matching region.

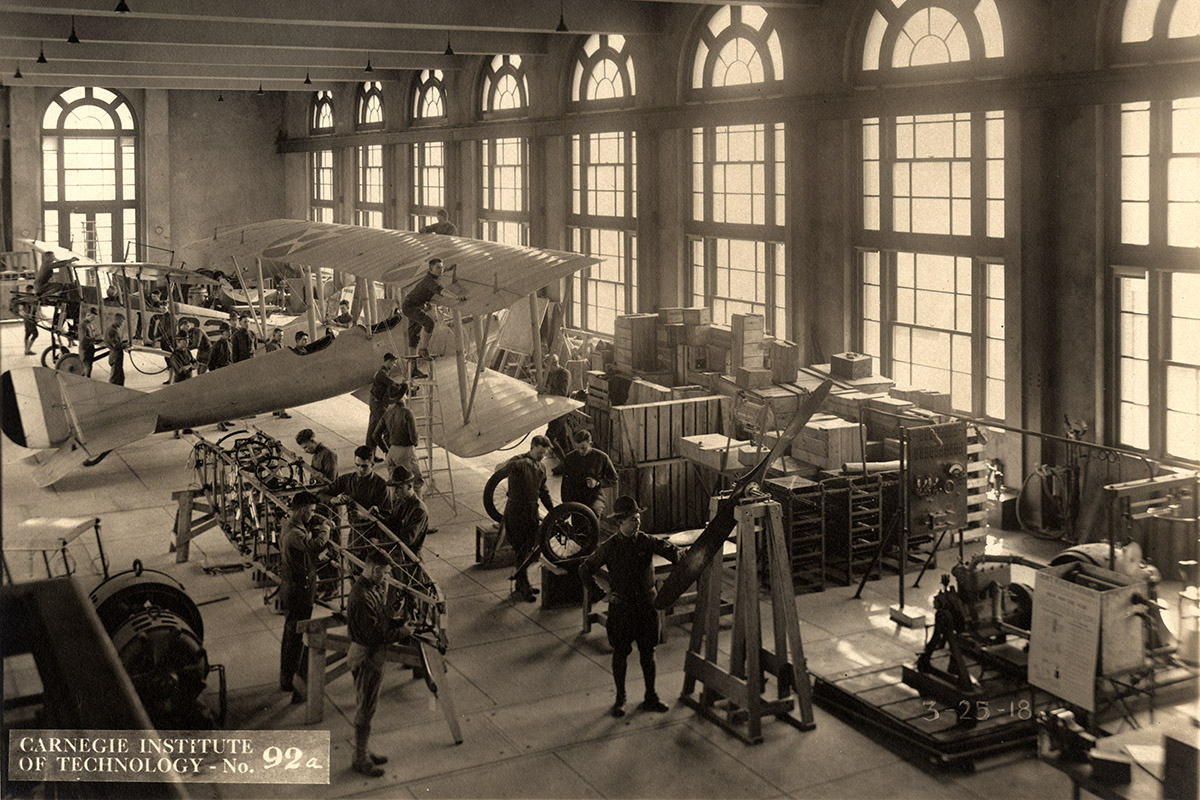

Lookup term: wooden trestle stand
[680,499,815,744]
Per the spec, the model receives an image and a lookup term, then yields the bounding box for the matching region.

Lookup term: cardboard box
[831,352,873,380]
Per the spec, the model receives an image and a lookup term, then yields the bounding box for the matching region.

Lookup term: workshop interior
[1,1,1198,799]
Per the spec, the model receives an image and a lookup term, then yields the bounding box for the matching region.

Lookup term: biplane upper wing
[177,219,601,318]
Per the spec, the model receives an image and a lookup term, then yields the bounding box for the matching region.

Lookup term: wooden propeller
[653,379,833,610]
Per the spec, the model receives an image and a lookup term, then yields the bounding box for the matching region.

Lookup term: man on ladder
[401,258,465,379]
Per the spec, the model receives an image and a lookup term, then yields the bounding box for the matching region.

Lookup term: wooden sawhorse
[297,616,463,744]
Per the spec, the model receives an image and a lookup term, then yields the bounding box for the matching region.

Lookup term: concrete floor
[2,321,1193,800]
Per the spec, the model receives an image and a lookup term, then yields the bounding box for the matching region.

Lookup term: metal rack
[764,475,826,593]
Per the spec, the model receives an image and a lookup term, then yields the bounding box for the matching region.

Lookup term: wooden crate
[658,307,686,325]
[610,395,731,466]
[707,324,733,350]
[831,352,873,380]
[627,378,674,405]
[615,313,659,371]
[731,313,765,369]
[682,307,711,326]
[768,339,800,384]
[679,433,749,473]
[617,457,710,534]
[735,366,773,389]
[791,416,864,469]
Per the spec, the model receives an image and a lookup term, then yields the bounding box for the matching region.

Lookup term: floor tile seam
[786,757,991,800]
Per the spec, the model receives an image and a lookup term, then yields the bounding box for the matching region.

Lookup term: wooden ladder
[406,358,457,512]
[680,498,815,744]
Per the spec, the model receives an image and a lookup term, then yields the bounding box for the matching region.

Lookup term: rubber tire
[55,352,85,375]
[483,467,510,523]
[538,501,599,566]
[41,342,70,368]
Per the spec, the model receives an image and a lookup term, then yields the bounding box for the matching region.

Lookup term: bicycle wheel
[255,456,296,490]
[483,467,510,523]
[40,342,70,369]
[233,438,273,470]
[538,502,599,566]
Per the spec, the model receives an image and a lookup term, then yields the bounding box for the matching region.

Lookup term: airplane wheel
[483,467,510,523]
[255,456,296,490]
[538,502,599,566]
[55,353,85,375]
[233,438,272,469]
[41,343,71,368]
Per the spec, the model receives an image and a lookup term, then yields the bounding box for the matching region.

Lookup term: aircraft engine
[88,560,215,729]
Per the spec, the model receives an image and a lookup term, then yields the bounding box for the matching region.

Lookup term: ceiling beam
[0,58,409,83]
[0,0,661,36]
[0,40,460,72]
[0,12,553,55]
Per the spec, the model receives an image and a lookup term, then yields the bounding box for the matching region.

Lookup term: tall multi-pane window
[353,82,385,229]
[855,0,1007,419]
[567,34,638,334]
[411,70,448,231]
[687,6,787,336]
[41,87,138,261]
[308,91,334,223]
[479,56,529,245]
[1110,0,1200,462]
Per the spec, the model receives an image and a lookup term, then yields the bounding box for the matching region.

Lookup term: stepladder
[404,357,457,513]
[680,499,816,744]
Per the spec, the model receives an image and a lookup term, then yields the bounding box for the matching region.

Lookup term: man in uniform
[367,353,401,460]
[373,382,423,496]
[331,300,354,327]
[347,549,406,777]
[167,333,197,384]
[207,324,234,430]
[231,314,256,362]
[105,313,129,385]
[296,428,338,484]
[278,491,330,703]
[560,430,619,519]
[419,208,458,236]
[501,435,555,602]
[79,306,101,377]
[579,496,681,718]
[401,258,465,372]
[380,466,429,557]
[320,446,388,547]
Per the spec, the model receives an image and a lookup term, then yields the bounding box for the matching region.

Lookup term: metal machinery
[89,560,224,730]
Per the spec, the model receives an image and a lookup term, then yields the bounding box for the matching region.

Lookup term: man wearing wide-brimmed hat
[380,465,429,556]
[579,495,682,718]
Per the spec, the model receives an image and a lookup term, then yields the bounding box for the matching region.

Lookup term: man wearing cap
[419,208,458,236]
[296,429,338,484]
[320,445,388,545]
[373,382,424,496]
[401,258,466,363]
[579,495,681,717]
[501,436,555,602]
[367,353,401,461]
[79,306,101,377]
[207,324,234,430]
[560,430,618,519]
[279,490,331,703]
[380,466,429,556]
[347,548,408,777]
[105,313,129,385]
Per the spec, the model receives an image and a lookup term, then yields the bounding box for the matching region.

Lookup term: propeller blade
[654,379,833,610]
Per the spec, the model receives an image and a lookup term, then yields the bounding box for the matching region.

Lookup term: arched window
[356,81,384,130]
[861,0,1003,75]
[310,90,334,134]
[412,69,447,121]
[566,34,639,335]
[854,0,1008,420]
[479,56,529,244]
[410,70,449,231]
[1108,0,1200,462]
[691,4,783,91]
[41,87,139,261]
[688,6,786,336]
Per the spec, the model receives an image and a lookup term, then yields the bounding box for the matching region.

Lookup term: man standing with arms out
[374,383,424,496]
[296,428,338,485]
[320,446,388,546]
[279,490,330,704]
[401,258,465,373]
[367,353,401,461]
[105,313,129,385]
[580,496,681,718]
[79,306,101,377]
[347,549,406,778]
[380,466,429,557]
[560,430,619,519]
[501,435,555,602]
[231,314,256,363]
[420,208,458,236]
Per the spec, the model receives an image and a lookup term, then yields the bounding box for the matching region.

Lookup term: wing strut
[304,266,318,340]
[231,256,266,339]
[452,311,471,424]
[529,293,544,389]
[464,313,492,425]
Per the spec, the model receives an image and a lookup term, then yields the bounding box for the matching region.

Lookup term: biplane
[10,240,265,373]
[3,220,598,486]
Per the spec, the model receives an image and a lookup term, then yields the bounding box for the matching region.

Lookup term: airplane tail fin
[3,368,158,486]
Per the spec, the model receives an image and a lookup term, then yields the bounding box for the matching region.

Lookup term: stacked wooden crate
[732,313,771,389]
[791,414,864,469]
[614,313,659,372]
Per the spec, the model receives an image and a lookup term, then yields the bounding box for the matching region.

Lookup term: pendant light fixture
[13,63,23,79]
[37,44,47,64]
[443,35,454,56]
[115,0,131,12]
[556,0,568,32]
[256,83,265,96]
[67,16,81,44]
[364,53,374,73]
[217,92,224,102]
[304,71,312,85]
